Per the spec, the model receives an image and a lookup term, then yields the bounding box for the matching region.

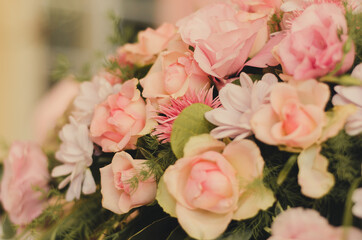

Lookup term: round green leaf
[171,103,214,159]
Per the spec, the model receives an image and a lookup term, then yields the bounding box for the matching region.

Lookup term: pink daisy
[153,87,221,143]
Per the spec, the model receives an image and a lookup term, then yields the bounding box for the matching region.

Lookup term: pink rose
[140,44,210,105]
[269,208,338,240]
[269,208,362,240]
[0,142,49,225]
[251,79,330,149]
[90,79,149,152]
[176,3,267,79]
[97,70,122,86]
[157,135,274,239]
[119,23,176,65]
[100,151,156,214]
[275,3,354,80]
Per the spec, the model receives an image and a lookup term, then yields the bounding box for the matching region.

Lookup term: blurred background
[0,0,213,145]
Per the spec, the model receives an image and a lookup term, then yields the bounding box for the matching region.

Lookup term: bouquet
[1,0,362,239]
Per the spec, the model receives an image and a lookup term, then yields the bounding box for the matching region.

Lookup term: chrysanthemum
[332,63,362,136]
[51,117,96,201]
[205,73,277,140]
[153,87,221,143]
[72,74,121,125]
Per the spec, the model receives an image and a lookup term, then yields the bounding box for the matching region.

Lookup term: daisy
[153,87,220,143]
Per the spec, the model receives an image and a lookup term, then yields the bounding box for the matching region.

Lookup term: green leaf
[2,215,16,239]
[171,103,215,159]
[343,177,362,227]
[320,75,362,86]
[277,155,298,185]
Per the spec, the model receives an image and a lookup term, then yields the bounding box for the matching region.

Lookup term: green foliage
[50,54,93,84]
[103,205,172,240]
[107,11,139,46]
[27,189,64,231]
[258,130,362,229]
[74,62,92,82]
[136,135,177,182]
[39,192,116,240]
[315,131,362,226]
[223,210,273,240]
[50,55,70,85]
[103,58,151,82]
[103,58,134,80]
[268,12,283,34]
[171,103,215,158]
[345,9,362,65]
[2,215,16,239]
[322,131,361,184]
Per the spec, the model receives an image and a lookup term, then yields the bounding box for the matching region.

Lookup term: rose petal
[297,145,335,198]
[100,165,123,214]
[233,181,275,220]
[222,139,264,183]
[183,134,225,158]
[176,204,233,240]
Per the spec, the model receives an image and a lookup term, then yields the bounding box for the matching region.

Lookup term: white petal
[58,175,71,189]
[82,169,96,195]
[65,174,83,201]
[51,164,74,177]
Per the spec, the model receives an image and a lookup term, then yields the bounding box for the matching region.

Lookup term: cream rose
[157,134,275,240]
[251,79,330,150]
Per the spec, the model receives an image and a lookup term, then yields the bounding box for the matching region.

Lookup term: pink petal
[251,105,279,146]
[100,165,123,214]
[245,31,286,68]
